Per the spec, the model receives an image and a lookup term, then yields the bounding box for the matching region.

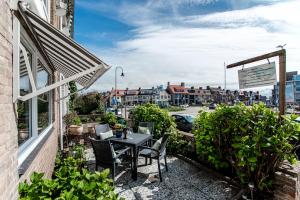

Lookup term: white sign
[238,62,276,89]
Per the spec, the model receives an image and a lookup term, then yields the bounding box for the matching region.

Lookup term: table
[109,133,152,180]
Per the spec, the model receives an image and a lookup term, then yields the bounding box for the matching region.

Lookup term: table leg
[132,145,138,180]
[149,139,152,165]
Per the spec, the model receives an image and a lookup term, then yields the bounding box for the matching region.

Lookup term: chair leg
[111,164,115,183]
[145,157,148,165]
[164,155,168,172]
[157,159,162,182]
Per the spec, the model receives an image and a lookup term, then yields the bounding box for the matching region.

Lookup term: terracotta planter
[68,125,83,135]
[88,126,95,134]
[19,130,29,140]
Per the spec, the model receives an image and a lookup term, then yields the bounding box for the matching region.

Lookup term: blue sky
[74,0,300,92]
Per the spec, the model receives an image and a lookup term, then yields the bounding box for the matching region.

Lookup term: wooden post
[279,50,286,116]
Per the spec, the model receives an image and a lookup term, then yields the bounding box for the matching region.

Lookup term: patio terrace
[85,148,240,200]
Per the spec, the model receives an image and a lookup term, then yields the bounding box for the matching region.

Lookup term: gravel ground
[85,148,239,200]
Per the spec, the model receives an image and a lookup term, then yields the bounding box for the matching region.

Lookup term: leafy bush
[168,130,195,157]
[63,112,82,126]
[130,104,175,138]
[19,146,119,200]
[194,103,300,192]
[73,92,105,115]
[102,112,118,127]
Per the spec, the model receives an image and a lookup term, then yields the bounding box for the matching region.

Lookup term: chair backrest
[89,137,114,164]
[139,122,154,135]
[95,124,110,135]
[159,133,170,154]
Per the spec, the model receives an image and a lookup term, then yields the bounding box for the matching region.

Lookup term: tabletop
[109,133,152,146]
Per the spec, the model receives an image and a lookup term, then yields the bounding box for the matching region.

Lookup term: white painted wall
[25,0,50,22]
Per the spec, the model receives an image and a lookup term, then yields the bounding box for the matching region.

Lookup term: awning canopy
[15,4,110,101]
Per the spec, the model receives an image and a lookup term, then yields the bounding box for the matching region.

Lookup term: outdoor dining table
[108,133,152,181]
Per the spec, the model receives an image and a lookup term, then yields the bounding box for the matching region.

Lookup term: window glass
[37,62,51,134]
[18,47,32,146]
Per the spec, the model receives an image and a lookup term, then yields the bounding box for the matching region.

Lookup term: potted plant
[113,123,124,138]
[63,112,83,135]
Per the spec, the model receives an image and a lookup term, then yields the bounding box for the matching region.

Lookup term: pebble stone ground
[85,148,239,200]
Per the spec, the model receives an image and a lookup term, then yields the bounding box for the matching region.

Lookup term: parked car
[209,103,216,110]
[172,114,195,132]
[180,104,189,108]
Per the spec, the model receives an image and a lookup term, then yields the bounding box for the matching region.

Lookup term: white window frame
[13,16,54,167]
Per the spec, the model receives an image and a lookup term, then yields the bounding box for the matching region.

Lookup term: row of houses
[106,82,267,107]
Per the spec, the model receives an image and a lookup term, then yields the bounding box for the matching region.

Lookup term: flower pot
[19,130,29,140]
[68,125,83,135]
[88,126,95,134]
[116,130,123,138]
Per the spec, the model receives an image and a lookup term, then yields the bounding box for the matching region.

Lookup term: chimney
[181,82,185,87]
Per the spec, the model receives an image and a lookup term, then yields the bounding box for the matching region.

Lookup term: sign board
[238,62,276,89]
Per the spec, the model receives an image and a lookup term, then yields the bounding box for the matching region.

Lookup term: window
[18,46,32,146]
[17,39,53,151]
[37,63,51,134]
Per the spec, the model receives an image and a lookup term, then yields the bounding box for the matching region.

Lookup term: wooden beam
[226,50,285,69]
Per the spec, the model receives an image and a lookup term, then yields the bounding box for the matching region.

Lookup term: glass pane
[18,46,32,146]
[17,100,31,146]
[37,65,51,134]
[19,47,32,96]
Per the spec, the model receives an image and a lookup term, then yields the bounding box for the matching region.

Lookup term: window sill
[18,124,54,177]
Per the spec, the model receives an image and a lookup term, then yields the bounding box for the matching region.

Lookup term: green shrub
[194,103,300,192]
[168,130,194,157]
[130,104,175,138]
[19,146,119,200]
[102,112,118,126]
[63,112,82,126]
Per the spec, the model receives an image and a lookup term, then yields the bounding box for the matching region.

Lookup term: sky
[74,0,300,92]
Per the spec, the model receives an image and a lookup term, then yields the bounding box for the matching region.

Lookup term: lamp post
[115,66,124,115]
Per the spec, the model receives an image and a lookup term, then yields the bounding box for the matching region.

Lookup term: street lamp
[115,66,124,115]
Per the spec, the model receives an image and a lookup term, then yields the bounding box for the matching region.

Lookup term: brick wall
[273,162,300,200]
[19,127,59,181]
[0,0,19,199]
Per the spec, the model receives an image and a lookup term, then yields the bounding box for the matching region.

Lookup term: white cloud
[85,0,300,92]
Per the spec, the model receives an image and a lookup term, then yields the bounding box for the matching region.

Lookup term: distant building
[273,71,300,106]
[154,86,171,107]
[167,82,189,105]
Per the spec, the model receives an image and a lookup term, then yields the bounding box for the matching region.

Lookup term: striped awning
[18,5,110,89]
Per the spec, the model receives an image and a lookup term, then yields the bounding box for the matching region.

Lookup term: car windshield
[184,115,194,123]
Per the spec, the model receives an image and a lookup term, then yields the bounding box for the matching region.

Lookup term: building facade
[273,72,300,106]
[0,0,109,198]
[167,82,189,105]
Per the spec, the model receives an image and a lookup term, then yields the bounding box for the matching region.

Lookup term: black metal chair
[89,137,132,181]
[138,133,170,182]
